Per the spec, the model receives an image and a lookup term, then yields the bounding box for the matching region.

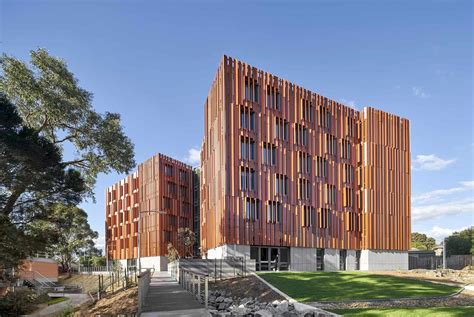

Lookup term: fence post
[205,276,208,310]
[197,275,201,301]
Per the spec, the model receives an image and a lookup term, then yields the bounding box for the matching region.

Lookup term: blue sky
[2,0,473,249]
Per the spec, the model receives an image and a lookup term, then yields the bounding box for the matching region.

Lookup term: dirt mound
[75,287,137,315]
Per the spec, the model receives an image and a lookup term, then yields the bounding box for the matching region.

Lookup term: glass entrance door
[250,246,290,271]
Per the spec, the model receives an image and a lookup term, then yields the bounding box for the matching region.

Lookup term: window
[179,185,187,200]
[319,105,331,129]
[325,184,337,205]
[240,167,256,191]
[326,134,337,155]
[343,187,353,207]
[302,205,315,227]
[298,178,311,200]
[244,197,260,221]
[240,106,256,131]
[266,201,282,223]
[298,152,311,174]
[169,215,177,227]
[262,142,277,165]
[179,169,188,182]
[181,201,190,214]
[301,99,313,122]
[316,249,324,271]
[346,211,359,231]
[347,117,356,137]
[167,181,177,197]
[163,196,171,210]
[343,164,354,183]
[342,139,351,160]
[164,231,171,242]
[275,117,289,141]
[275,174,288,196]
[295,124,308,146]
[164,164,173,177]
[245,77,259,103]
[318,208,331,228]
[240,137,255,161]
[316,156,328,178]
[266,86,280,110]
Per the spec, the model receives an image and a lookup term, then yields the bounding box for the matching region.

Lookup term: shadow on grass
[258,272,460,302]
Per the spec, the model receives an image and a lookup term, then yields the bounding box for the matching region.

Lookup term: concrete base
[119,256,168,271]
[205,245,408,272]
[290,247,317,271]
[360,250,408,271]
[206,244,251,259]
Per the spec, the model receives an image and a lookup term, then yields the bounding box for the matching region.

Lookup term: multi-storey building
[200,56,411,271]
[105,153,194,270]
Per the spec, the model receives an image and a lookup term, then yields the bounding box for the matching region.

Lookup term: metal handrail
[179,268,209,309]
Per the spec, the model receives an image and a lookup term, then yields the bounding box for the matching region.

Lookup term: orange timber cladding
[105,154,193,260]
[200,56,410,253]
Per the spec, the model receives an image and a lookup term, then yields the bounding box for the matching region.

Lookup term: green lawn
[330,306,474,317]
[258,272,460,302]
[47,297,68,305]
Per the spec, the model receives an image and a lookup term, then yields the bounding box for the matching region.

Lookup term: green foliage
[0,288,49,315]
[0,48,136,197]
[177,227,196,258]
[445,227,472,256]
[0,95,86,270]
[31,204,98,272]
[411,232,436,250]
[166,242,179,262]
[258,272,460,302]
[80,255,106,267]
[47,297,68,305]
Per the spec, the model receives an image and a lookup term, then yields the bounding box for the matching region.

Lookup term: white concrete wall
[120,256,168,271]
[206,244,250,259]
[290,247,317,271]
[324,249,339,271]
[360,250,408,271]
[346,250,357,271]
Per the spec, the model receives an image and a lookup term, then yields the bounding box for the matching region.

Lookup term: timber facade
[200,56,410,269]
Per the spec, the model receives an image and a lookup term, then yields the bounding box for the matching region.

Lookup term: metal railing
[179,268,208,309]
[138,269,152,314]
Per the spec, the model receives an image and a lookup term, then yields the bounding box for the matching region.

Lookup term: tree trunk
[1,187,24,216]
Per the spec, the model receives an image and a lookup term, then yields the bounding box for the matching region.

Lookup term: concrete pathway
[28,293,91,316]
[141,271,209,316]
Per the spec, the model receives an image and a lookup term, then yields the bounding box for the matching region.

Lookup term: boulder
[272,300,281,306]
[255,309,273,317]
[218,303,227,310]
[216,296,225,303]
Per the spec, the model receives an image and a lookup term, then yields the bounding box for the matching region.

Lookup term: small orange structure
[18,257,58,283]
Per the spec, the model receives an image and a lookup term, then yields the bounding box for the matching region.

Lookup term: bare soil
[209,275,285,303]
[74,286,137,316]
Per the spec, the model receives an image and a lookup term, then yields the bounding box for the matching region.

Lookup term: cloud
[412,154,456,171]
[339,99,357,110]
[94,236,105,252]
[412,86,430,98]
[185,147,200,166]
[412,197,474,221]
[428,225,469,242]
[412,181,474,204]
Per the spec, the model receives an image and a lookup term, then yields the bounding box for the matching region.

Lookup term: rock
[278,300,289,311]
[209,295,217,302]
[272,300,281,306]
[208,309,218,316]
[255,309,273,317]
[224,297,234,303]
[218,303,227,310]
[282,311,298,317]
[231,305,250,316]
[216,296,225,303]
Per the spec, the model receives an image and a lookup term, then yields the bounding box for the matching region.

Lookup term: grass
[47,297,68,305]
[329,306,474,316]
[258,272,461,302]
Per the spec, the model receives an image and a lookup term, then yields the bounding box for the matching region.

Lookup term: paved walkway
[141,271,209,316]
[28,293,91,316]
